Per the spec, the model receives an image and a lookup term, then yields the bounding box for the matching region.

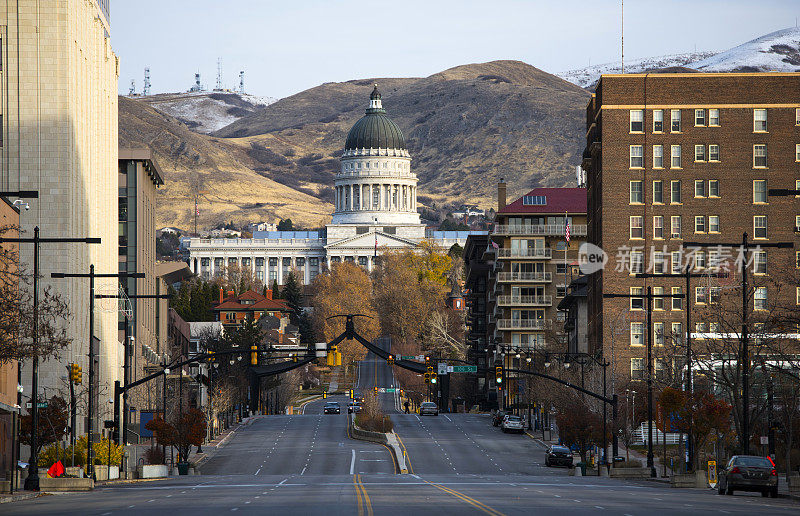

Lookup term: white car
[501,415,524,433]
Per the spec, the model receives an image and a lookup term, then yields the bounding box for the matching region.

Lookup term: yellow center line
[395,433,414,474]
[422,479,506,516]
[358,474,374,516]
[353,474,363,516]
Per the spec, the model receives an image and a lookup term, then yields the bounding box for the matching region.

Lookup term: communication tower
[215,58,223,91]
[239,70,245,94]
[128,79,136,96]
[143,67,151,96]
[190,72,203,92]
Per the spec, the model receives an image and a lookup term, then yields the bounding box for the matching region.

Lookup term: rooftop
[499,187,586,215]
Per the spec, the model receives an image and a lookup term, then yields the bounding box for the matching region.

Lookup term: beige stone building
[0,1,119,434]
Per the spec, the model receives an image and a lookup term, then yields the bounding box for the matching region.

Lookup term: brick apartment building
[464,183,587,407]
[583,72,800,386]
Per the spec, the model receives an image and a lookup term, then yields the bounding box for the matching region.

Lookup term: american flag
[491,240,499,249]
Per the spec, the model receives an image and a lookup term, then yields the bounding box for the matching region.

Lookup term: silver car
[419,402,439,416]
[501,415,524,433]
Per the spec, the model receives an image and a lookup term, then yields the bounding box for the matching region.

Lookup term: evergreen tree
[271,280,282,299]
[282,272,303,325]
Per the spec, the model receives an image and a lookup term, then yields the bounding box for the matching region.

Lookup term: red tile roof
[214,290,289,313]
[498,187,587,214]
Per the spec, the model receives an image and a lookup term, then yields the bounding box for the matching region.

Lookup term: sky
[112,0,799,99]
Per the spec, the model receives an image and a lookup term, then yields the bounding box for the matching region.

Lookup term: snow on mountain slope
[132,91,277,134]
[557,51,716,89]
[688,27,800,72]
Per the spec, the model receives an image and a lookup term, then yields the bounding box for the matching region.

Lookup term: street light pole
[0,226,101,491]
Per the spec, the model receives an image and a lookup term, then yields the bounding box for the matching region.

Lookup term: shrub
[143,446,165,465]
[354,391,394,433]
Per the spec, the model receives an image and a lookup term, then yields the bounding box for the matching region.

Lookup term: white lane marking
[415,415,421,422]
[443,415,452,422]
[231,509,238,512]
[102,513,112,515]
[255,468,261,476]
[301,467,307,475]
[278,479,288,485]
[350,449,356,475]
[594,507,604,510]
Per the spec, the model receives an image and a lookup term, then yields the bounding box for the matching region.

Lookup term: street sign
[451,365,477,373]
[385,388,396,393]
[25,402,48,409]
[400,355,416,360]
[437,362,448,375]
[760,436,769,445]
[708,460,717,488]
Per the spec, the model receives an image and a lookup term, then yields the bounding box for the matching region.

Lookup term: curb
[0,492,47,504]
[347,414,406,474]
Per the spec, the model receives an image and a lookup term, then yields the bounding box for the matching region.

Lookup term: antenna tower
[239,70,245,94]
[216,58,223,91]
[128,79,136,96]
[143,67,151,96]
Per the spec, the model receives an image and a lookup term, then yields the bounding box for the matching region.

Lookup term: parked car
[492,410,507,427]
[501,415,524,433]
[323,402,340,414]
[419,402,439,416]
[544,445,574,467]
[348,402,362,414]
[717,455,778,497]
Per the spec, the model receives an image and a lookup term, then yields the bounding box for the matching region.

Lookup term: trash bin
[576,462,587,476]
[177,462,189,475]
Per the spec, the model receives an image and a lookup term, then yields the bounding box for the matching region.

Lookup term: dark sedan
[717,455,778,497]
[348,402,362,414]
[323,402,341,414]
[544,445,574,467]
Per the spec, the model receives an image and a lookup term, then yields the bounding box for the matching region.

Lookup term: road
[5,346,799,515]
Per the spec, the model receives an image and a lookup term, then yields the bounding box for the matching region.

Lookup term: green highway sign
[385,388,396,393]
[451,366,477,373]
[400,355,416,360]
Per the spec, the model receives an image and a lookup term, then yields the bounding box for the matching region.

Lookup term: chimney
[226,290,234,299]
[219,287,223,304]
[264,289,273,300]
[497,178,507,211]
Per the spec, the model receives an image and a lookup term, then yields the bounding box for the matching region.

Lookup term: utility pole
[0,225,101,491]
[684,233,792,454]
[51,267,144,480]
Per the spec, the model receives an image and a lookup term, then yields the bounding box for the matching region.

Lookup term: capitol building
[187,86,478,285]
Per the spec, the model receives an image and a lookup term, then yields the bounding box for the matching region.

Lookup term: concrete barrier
[94,465,119,481]
[349,414,406,474]
[137,465,169,479]
[39,477,94,492]
[610,467,652,479]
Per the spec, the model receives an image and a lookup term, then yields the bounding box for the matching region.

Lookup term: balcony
[493,224,587,237]
[496,271,552,283]
[497,247,552,259]
[496,319,549,330]
[496,295,553,307]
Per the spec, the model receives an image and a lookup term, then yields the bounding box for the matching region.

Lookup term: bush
[37,434,123,468]
[144,446,165,465]
[354,391,394,433]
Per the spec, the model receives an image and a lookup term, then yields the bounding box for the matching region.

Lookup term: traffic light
[424,372,430,384]
[425,356,430,366]
[250,345,258,365]
[373,386,378,394]
[68,363,80,384]
[495,366,503,384]
[208,350,216,364]
[75,365,82,385]
[431,372,437,384]
[387,354,394,365]
[323,391,328,399]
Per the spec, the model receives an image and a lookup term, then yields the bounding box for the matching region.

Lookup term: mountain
[688,27,800,72]
[133,91,276,134]
[558,51,716,89]
[213,60,590,211]
[118,96,332,231]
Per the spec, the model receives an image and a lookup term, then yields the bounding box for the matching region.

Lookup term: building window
[630,145,644,168]
[654,322,665,346]
[671,109,681,132]
[670,180,681,204]
[695,109,706,127]
[373,186,380,208]
[754,250,767,274]
[630,110,644,132]
[796,144,800,162]
[694,250,706,270]
[754,287,767,310]
[630,216,644,239]
[630,181,643,204]
[709,108,720,126]
[695,286,707,304]
[671,145,682,168]
[653,286,665,310]
[556,263,567,274]
[653,110,663,132]
[753,144,767,168]
[797,251,800,268]
[653,216,664,239]
[557,285,567,297]
[631,250,644,274]
[631,323,644,346]
[671,216,682,239]
[653,180,663,204]
[694,216,706,234]
[754,215,767,239]
[796,108,800,126]
[653,251,665,274]
[695,180,706,198]
[694,145,706,162]
[672,251,682,274]
[753,180,767,203]
[522,195,547,205]
[708,180,719,198]
[709,215,720,233]
[754,109,767,132]
[796,215,800,231]
[653,145,663,168]
[797,287,800,305]
[358,256,368,267]
[672,286,683,310]
[672,322,684,345]
[631,358,644,379]
[709,144,720,162]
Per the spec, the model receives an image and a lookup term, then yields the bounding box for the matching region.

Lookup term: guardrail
[493,224,587,236]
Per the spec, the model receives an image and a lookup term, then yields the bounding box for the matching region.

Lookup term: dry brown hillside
[120,60,590,230]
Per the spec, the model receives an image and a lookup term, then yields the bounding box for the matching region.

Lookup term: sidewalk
[0,492,45,504]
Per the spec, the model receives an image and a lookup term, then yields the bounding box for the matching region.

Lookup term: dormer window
[522,195,546,206]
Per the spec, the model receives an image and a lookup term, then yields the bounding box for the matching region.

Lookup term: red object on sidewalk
[47,460,65,478]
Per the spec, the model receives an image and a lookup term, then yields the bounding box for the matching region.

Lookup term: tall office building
[0,0,120,435]
[583,73,800,385]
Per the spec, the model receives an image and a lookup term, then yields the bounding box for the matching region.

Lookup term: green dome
[344,86,406,151]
